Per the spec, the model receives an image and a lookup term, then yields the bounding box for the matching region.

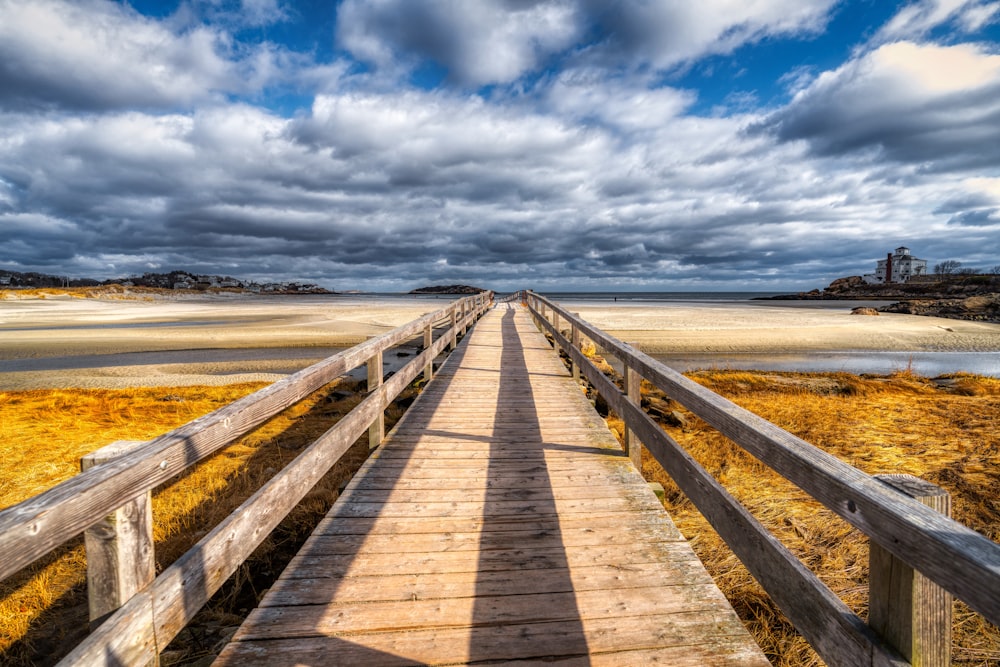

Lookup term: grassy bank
[0,380,419,665]
[3,370,998,665]
[602,369,1000,666]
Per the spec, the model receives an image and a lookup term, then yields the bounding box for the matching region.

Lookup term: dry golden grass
[0,377,415,665]
[603,369,1000,666]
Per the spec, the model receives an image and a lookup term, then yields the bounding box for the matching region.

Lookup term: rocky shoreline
[408,284,486,295]
[760,275,1000,323]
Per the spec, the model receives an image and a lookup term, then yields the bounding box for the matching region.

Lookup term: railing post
[571,314,581,381]
[870,474,952,667]
[623,349,643,471]
[367,351,384,449]
[450,308,458,350]
[80,441,155,631]
[423,324,433,383]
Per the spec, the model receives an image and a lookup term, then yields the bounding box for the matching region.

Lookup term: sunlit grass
[0,378,412,665]
[606,369,1000,666]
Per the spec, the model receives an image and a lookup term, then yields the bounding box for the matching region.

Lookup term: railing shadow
[468,306,589,662]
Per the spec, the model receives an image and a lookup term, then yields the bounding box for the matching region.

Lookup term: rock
[408,284,486,294]
[850,307,879,316]
[879,293,1000,322]
[827,275,866,292]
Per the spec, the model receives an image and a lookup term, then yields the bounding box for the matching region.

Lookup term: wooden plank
[870,475,953,666]
[216,613,767,666]
[311,510,683,538]
[214,305,766,667]
[80,441,155,630]
[235,585,736,640]
[293,523,683,556]
[530,292,1000,628]
[59,302,488,666]
[0,293,487,582]
[535,310,906,666]
[261,561,711,606]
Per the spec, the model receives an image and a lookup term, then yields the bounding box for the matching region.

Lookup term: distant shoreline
[2,296,999,390]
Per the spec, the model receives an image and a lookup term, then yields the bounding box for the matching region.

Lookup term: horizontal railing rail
[0,291,492,665]
[523,289,1000,667]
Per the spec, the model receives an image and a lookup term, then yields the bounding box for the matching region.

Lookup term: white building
[864,246,928,284]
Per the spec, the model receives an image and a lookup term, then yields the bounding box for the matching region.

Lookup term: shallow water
[652,351,1000,377]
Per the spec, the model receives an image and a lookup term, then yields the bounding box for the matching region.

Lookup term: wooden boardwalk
[215,305,768,665]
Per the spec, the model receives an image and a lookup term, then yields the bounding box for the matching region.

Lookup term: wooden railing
[522,290,1000,667]
[0,292,492,666]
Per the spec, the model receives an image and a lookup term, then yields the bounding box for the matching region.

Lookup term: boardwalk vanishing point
[215,304,769,665]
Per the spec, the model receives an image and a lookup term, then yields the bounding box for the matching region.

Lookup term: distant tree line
[933,260,1000,276]
[0,269,240,289]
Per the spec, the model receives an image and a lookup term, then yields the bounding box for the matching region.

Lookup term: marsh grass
[602,369,1000,666]
[0,378,419,665]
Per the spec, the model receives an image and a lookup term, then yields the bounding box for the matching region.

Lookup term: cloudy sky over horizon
[1,0,999,292]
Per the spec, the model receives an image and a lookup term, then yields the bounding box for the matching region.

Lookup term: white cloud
[0,0,287,111]
[769,41,1000,166]
[336,0,582,85]
[581,0,838,71]
[541,69,696,131]
[876,0,1000,41]
[335,0,838,85]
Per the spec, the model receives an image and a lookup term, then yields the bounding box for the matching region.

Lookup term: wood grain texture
[870,474,953,667]
[56,296,492,666]
[0,294,488,582]
[215,304,767,666]
[533,298,907,666]
[527,291,1000,630]
[80,441,155,630]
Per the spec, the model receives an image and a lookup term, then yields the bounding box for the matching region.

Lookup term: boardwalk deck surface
[215,305,768,665]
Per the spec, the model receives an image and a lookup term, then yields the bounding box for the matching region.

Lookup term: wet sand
[0,295,439,389]
[569,301,1000,355]
[2,295,999,389]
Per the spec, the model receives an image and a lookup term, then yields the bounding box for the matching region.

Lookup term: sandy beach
[2,294,999,390]
[0,295,442,390]
[568,300,1000,354]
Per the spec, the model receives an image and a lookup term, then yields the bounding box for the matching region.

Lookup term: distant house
[864,246,928,284]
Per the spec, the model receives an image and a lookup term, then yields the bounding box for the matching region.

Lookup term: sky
[1,0,999,292]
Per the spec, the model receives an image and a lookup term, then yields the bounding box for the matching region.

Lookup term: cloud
[336,0,837,86]
[766,41,1000,169]
[876,0,1000,41]
[336,0,583,85]
[0,0,286,111]
[579,0,837,71]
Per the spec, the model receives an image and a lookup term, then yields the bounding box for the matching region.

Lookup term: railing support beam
[367,351,384,449]
[80,441,155,632]
[870,474,952,667]
[423,324,433,383]
[623,356,643,471]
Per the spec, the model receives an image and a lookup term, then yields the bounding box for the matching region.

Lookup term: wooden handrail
[57,293,492,665]
[523,290,1000,665]
[0,293,489,582]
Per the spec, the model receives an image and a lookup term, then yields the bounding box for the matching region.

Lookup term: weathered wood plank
[0,294,488,582]
[235,585,736,640]
[261,560,710,606]
[80,441,155,630]
[214,304,766,667]
[530,291,1000,628]
[59,299,491,666]
[216,613,766,666]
